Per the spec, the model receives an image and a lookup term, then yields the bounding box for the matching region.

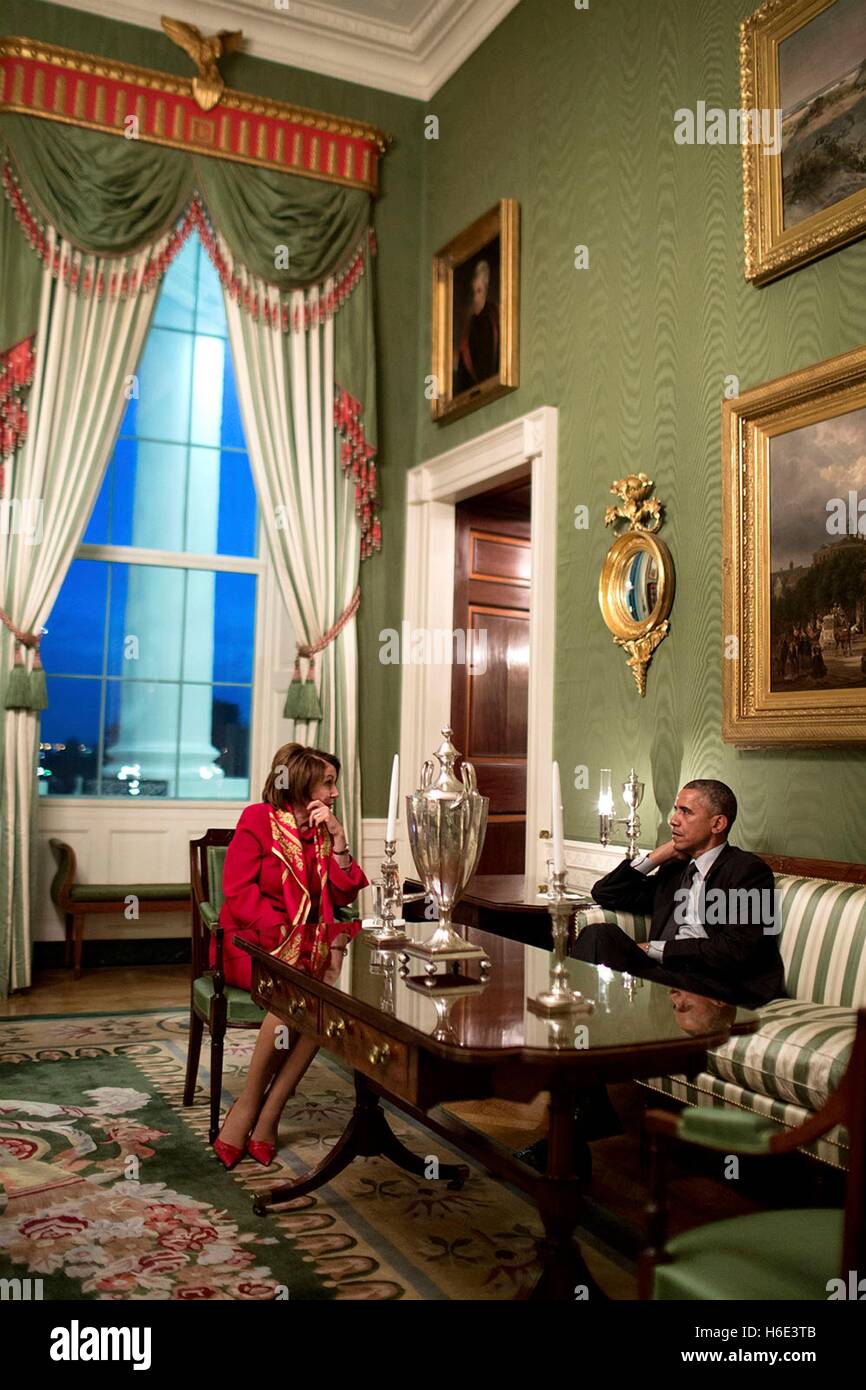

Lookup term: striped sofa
[575,869,866,1168]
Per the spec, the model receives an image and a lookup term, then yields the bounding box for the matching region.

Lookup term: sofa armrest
[664,1107,779,1155]
[575,905,651,943]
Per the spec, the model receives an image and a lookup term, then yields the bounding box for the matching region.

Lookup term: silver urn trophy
[404,727,488,962]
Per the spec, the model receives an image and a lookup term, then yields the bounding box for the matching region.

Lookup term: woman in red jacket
[213,742,368,1168]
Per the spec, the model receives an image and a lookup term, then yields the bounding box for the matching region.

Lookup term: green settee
[575,863,866,1168]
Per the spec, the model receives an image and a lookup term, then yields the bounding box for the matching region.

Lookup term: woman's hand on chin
[307,798,344,843]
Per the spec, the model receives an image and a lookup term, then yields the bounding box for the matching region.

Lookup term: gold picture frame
[722,343,866,746]
[741,0,866,285]
[431,199,519,424]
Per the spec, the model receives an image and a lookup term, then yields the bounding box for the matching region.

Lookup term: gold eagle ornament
[160,16,244,111]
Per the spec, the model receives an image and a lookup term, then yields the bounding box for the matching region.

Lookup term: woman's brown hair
[262,743,341,810]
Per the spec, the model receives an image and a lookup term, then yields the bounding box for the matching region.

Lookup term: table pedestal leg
[253,1071,469,1215]
[529,1088,608,1302]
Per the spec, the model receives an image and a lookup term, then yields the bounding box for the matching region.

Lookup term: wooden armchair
[185,829,266,1142]
[639,1009,865,1300]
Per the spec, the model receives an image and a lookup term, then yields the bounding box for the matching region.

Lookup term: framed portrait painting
[431,199,519,424]
[741,0,866,284]
[722,343,866,745]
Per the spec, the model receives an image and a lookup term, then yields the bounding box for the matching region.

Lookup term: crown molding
[47,0,522,100]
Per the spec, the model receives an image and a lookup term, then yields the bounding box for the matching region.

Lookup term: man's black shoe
[513,1136,592,1183]
[575,1086,623,1141]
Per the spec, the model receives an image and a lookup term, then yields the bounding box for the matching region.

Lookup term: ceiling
[52,0,522,99]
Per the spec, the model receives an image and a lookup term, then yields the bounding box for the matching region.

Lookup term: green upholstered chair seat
[653,1208,843,1301]
[69,882,190,902]
[193,974,266,1025]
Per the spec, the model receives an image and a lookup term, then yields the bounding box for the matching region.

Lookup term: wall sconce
[598,767,644,860]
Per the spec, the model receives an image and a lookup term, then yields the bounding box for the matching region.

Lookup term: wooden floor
[2,965,844,1302]
[0,965,189,1016]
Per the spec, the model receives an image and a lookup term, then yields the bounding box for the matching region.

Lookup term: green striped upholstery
[775,875,866,1007]
[206,846,229,914]
[704,998,855,1111]
[576,904,651,942]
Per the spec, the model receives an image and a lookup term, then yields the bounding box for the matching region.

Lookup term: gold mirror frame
[598,476,675,697]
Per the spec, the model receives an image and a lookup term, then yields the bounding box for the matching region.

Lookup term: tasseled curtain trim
[0,333,35,490]
[334,384,381,561]
[2,160,376,333]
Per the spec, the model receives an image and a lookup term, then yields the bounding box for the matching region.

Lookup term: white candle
[386,753,399,842]
[551,760,564,874]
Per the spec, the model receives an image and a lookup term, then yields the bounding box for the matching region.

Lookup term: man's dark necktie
[660,860,699,941]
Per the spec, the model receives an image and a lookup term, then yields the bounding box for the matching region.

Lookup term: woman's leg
[217,1011,287,1148]
[249,1035,320,1147]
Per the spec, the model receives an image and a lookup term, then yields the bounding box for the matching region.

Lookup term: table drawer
[321,1002,413,1100]
[254,965,319,1032]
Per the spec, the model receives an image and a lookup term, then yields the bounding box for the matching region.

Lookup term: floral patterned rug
[0,1009,632,1300]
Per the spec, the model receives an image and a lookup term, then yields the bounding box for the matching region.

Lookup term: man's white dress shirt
[632,842,727,963]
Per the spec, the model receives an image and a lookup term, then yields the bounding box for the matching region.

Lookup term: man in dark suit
[572,779,785,1009]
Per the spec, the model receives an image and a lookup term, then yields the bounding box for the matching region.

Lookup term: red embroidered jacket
[213,801,368,991]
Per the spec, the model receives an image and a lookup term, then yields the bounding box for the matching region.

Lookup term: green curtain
[0,114,369,286]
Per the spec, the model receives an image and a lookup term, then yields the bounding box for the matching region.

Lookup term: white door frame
[398,406,558,883]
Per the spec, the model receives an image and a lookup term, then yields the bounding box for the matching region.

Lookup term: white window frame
[41,501,283,810]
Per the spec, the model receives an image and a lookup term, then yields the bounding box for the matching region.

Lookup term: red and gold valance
[0,36,388,195]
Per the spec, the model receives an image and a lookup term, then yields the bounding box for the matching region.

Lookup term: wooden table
[241,923,757,1300]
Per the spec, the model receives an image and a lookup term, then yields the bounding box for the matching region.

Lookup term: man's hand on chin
[649,838,690,866]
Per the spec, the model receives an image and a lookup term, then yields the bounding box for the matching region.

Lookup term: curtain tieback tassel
[283,587,361,722]
[0,608,46,712]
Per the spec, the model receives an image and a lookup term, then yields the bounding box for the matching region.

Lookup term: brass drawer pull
[259,974,274,1000]
[287,997,307,1017]
[326,1018,346,1040]
[368,1044,391,1066]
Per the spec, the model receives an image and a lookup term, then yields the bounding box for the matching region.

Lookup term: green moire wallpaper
[411,0,866,859]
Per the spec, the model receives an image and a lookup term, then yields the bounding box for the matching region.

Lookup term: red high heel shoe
[245,1138,276,1166]
[213,1103,246,1170]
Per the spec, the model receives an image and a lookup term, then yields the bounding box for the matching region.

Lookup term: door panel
[451,486,531,876]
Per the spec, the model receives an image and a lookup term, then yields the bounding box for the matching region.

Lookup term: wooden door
[451,481,531,875]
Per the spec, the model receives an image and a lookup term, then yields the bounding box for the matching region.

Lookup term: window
[39,236,260,800]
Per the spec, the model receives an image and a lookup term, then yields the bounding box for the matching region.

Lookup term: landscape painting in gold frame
[741,0,866,285]
[431,199,519,424]
[722,343,866,746]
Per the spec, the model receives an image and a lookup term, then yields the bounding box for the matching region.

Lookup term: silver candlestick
[528,869,593,1015]
[363,839,411,946]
